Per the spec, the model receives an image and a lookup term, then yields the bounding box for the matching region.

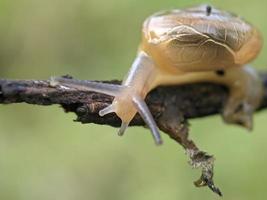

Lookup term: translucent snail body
[51,5,263,145]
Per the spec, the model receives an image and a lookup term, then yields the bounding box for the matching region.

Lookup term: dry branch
[1,72,267,196]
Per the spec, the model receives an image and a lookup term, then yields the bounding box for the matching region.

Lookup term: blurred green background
[0,0,266,199]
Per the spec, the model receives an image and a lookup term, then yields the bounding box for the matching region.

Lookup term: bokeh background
[0,0,266,199]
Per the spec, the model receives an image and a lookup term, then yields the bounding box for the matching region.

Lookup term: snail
[51,5,263,145]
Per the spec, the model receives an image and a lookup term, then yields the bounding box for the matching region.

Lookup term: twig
[1,72,267,196]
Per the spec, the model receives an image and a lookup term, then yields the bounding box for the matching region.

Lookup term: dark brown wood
[1,72,267,196]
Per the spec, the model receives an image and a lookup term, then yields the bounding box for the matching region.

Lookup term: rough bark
[1,72,267,196]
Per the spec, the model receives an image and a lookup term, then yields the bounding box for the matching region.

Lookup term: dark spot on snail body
[62,74,73,79]
[216,70,225,76]
[206,5,212,16]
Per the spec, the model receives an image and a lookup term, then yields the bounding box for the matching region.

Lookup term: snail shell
[141,5,262,72]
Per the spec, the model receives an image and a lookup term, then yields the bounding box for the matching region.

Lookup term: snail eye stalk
[50,77,123,97]
[132,96,162,145]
